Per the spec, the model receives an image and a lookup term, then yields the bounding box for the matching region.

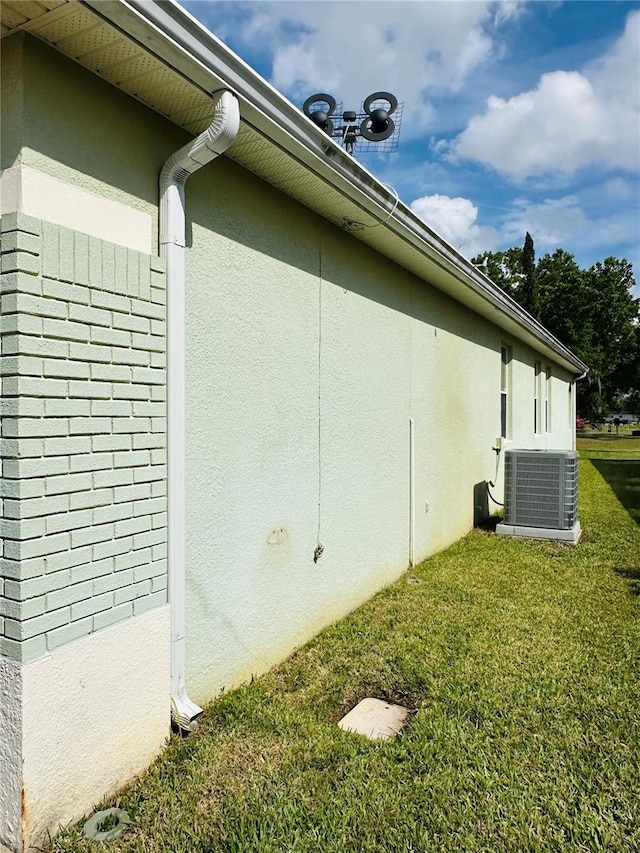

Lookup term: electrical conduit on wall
[160,89,240,731]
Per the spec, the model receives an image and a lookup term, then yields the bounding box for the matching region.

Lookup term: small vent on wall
[497,449,581,543]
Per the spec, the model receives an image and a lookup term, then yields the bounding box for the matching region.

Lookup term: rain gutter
[82,0,587,375]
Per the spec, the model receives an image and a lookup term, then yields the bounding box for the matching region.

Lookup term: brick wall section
[0,213,167,664]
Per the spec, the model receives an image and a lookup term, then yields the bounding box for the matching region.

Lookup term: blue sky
[181,1,640,294]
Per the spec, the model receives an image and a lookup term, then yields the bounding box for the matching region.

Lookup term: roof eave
[82,0,587,376]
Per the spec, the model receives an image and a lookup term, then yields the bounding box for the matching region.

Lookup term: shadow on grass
[579,433,639,440]
[577,434,640,454]
[614,567,640,596]
[591,459,640,527]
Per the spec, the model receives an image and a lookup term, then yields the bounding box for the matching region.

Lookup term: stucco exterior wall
[3,33,577,692]
[0,33,185,250]
[0,656,22,853]
[20,607,169,851]
[507,347,574,449]
[1,32,578,847]
[182,162,576,701]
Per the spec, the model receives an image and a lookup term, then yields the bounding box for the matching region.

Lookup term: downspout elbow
[161,89,240,732]
[573,367,588,383]
[160,89,240,248]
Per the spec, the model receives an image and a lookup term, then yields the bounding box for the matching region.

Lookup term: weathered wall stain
[267,527,288,546]
[20,787,29,850]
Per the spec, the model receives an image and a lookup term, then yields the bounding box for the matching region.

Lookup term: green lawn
[577,434,640,528]
[47,441,640,853]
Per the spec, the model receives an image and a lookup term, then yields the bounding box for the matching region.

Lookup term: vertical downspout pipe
[571,369,588,450]
[160,89,240,731]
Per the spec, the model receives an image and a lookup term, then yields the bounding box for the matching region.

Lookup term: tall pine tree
[520,232,539,318]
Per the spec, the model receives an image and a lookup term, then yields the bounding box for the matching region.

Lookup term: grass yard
[47,439,640,853]
[577,434,640,529]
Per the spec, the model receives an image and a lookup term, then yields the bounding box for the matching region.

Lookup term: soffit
[1,0,215,133]
[1,1,67,38]
[0,0,587,374]
[0,2,408,271]
[0,1,372,228]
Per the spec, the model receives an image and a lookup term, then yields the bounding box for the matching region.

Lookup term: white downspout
[571,369,588,451]
[160,89,240,731]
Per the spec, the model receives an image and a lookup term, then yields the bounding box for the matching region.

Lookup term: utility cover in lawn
[338,698,411,740]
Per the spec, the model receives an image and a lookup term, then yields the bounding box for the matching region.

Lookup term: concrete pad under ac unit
[496,521,582,544]
[338,698,411,740]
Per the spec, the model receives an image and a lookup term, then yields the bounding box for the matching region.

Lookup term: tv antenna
[302,91,403,156]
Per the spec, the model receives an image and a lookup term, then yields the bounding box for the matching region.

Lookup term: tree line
[472,236,640,422]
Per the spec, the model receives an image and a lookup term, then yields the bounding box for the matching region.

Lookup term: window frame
[544,364,552,432]
[500,345,512,439]
[534,360,542,434]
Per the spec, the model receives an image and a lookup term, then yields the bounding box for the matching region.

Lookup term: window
[544,365,552,432]
[501,345,511,439]
[534,361,542,433]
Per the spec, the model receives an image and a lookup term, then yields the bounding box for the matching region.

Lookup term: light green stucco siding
[0,35,24,173]
[1,33,575,700]
[1,33,186,244]
[182,160,575,701]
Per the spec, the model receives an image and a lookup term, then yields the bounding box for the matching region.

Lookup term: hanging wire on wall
[314,229,325,563]
[342,183,400,232]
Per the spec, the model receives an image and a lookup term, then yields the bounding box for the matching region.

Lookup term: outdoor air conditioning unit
[496,449,581,544]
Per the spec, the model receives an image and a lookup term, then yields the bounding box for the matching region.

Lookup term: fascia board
[81,0,588,376]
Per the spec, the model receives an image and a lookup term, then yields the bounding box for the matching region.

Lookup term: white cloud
[214,1,516,133]
[410,194,500,257]
[491,0,527,27]
[499,194,639,285]
[502,196,591,247]
[448,9,640,180]
[453,71,605,178]
[502,194,640,298]
[600,178,637,202]
[272,43,341,96]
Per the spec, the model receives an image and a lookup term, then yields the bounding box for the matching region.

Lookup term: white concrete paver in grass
[338,697,411,740]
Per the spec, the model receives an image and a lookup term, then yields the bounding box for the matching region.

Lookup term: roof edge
[82,0,588,376]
